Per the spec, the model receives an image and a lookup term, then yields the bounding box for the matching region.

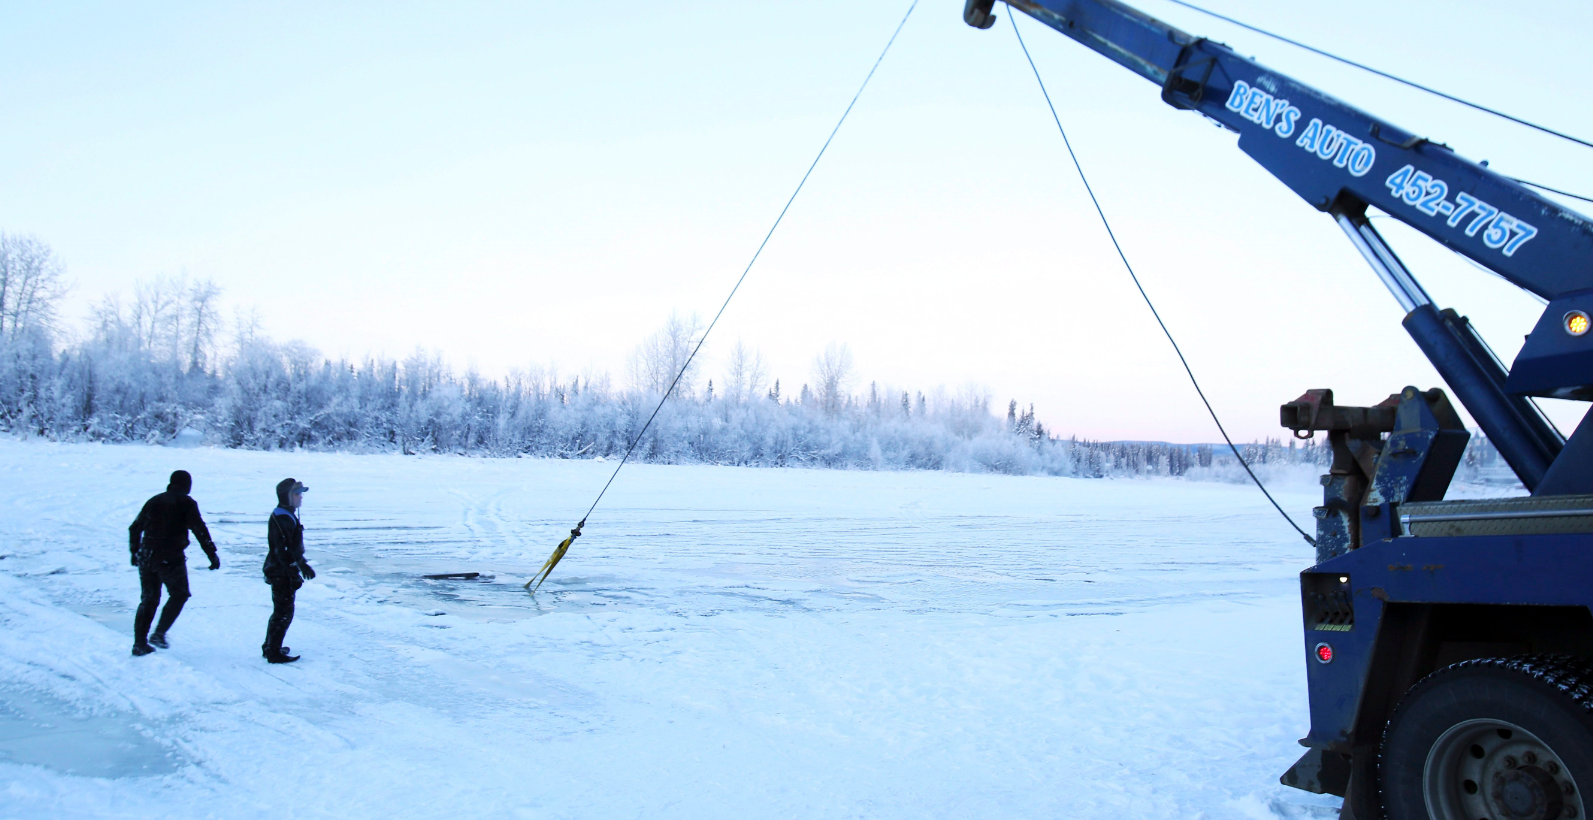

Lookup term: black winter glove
[207,551,221,571]
[299,563,316,580]
[130,553,139,567]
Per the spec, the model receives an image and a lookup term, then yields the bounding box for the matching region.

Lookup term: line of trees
[0,233,1510,483]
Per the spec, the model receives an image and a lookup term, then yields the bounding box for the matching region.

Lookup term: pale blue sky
[4,0,1590,440]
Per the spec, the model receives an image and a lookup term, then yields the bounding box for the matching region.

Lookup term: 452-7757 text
[1385,164,1537,257]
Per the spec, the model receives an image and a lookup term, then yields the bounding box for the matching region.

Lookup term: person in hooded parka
[262,478,316,663]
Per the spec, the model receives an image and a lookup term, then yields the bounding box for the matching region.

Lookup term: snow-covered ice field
[0,439,1353,819]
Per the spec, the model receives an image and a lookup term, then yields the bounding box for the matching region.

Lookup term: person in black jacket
[262,478,315,663]
[129,469,220,656]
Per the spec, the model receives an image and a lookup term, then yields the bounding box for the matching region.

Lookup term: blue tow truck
[963,2,1593,817]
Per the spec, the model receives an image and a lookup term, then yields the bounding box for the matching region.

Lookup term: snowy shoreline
[1,439,1343,818]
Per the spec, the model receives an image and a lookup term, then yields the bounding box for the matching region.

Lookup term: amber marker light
[1567,310,1591,337]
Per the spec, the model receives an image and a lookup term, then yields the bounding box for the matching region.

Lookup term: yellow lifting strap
[525,523,583,593]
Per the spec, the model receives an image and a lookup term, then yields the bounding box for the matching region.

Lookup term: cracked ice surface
[0,439,1344,819]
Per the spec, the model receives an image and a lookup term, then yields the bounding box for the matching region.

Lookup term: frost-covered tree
[131,277,185,358]
[811,342,853,416]
[629,310,704,399]
[186,279,223,373]
[723,339,767,404]
[0,233,69,339]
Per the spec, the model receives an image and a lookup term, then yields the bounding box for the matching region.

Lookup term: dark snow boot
[152,595,187,639]
[263,630,284,658]
[149,632,169,649]
[132,642,155,657]
[263,624,297,662]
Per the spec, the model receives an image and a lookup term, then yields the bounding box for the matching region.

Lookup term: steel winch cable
[1007,7,1316,546]
[1158,0,1593,153]
[525,0,922,592]
[1510,177,1593,206]
[1165,0,1593,206]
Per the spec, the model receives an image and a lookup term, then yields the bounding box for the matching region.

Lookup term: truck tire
[1380,655,1593,820]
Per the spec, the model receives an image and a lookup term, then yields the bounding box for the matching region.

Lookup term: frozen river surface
[0,440,1347,819]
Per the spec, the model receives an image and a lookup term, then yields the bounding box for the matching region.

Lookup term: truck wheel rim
[1424,718,1581,820]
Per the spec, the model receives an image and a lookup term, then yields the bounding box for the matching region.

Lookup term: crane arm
[966,0,1593,302]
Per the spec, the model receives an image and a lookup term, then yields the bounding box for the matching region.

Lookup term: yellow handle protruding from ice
[525,523,583,593]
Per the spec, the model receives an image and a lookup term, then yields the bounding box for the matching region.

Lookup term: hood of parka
[276,478,296,509]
